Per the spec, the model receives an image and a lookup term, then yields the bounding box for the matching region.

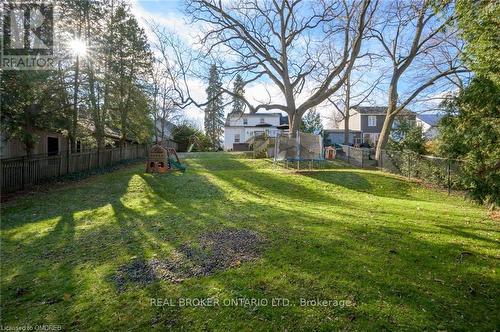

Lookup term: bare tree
[148,23,203,110]
[177,0,376,135]
[149,60,181,145]
[370,0,467,160]
[327,69,382,144]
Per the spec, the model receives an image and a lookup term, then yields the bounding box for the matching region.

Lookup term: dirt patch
[113,229,265,290]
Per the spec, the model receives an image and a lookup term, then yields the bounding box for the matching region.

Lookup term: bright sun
[69,39,87,57]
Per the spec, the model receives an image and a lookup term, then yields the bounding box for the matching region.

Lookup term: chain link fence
[335,145,465,194]
[379,150,465,193]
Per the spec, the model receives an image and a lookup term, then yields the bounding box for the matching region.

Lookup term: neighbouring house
[323,129,362,146]
[154,118,178,149]
[0,119,141,159]
[416,113,444,139]
[334,106,416,146]
[78,118,139,148]
[0,129,69,159]
[224,112,287,151]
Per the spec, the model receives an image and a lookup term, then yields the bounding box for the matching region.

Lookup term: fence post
[407,152,411,179]
[66,150,70,174]
[58,154,62,176]
[447,159,451,196]
[22,157,26,190]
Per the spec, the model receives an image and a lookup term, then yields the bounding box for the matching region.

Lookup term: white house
[416,114,444,139]
[224,112,286,151]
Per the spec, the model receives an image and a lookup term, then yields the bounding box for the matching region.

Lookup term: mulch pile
[113,228,265,290]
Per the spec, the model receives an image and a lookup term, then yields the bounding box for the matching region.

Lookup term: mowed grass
[1,153,498,331]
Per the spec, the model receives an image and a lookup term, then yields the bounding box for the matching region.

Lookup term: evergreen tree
[300,109,323,134]
[438,78,499,205]
[456,0,499,85]
[204,64,224,150]
[231,74,245,114]
[107,3,153,147]
[437,1,499,205]
[387,118,426,154]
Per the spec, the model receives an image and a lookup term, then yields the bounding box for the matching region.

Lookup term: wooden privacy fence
[0,144,148,193]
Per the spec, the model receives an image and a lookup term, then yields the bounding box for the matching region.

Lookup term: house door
[47,137,59,156]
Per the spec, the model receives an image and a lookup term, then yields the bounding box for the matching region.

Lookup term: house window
[368,115,377,127]
[234,134,240,143]
[243,118,248,125]
[47,137,59,156]
[260,118,265,124]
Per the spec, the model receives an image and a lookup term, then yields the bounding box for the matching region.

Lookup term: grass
[1,153,498,330]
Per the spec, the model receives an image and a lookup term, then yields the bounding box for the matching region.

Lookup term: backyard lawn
[1,153,498,330]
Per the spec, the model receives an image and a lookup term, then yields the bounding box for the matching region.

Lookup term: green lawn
[1,153,498,330]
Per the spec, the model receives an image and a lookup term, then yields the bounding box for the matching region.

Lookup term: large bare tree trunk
[289,112,302,138]
[344,109,350,145]
[375,112,396,161]
[372,1,466,161]
[375,78,398,160]
[343,74,351,145]
[167,0,373,125]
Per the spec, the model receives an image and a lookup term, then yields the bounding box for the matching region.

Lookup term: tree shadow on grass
[1,212,78,326]
[300,169,447,203]
[128,155,499,330]
[1,156,497,330]
[163,204,499,331]
[433,224,500,247]
[0,167,151,327]
[194,157,342,205]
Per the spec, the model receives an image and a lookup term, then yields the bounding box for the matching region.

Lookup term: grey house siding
[360,114,416,133]
[324,131,361,145]
[360,114,386,133]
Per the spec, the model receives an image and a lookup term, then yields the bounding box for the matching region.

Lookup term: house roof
[351,106,414,116]
[155,119,176,131]
[351,106,387,114]
[225,111,283,126]
[228,112,282,118]
[78,118,135,141]
[416,113,444,126]
[323,129,362,133]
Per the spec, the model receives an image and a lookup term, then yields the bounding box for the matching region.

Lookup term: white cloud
[128,0,201,45]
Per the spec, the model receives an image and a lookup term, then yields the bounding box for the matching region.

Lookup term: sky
[131,0,304,128]
[130,0,456,129]
[131,0,206,127]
